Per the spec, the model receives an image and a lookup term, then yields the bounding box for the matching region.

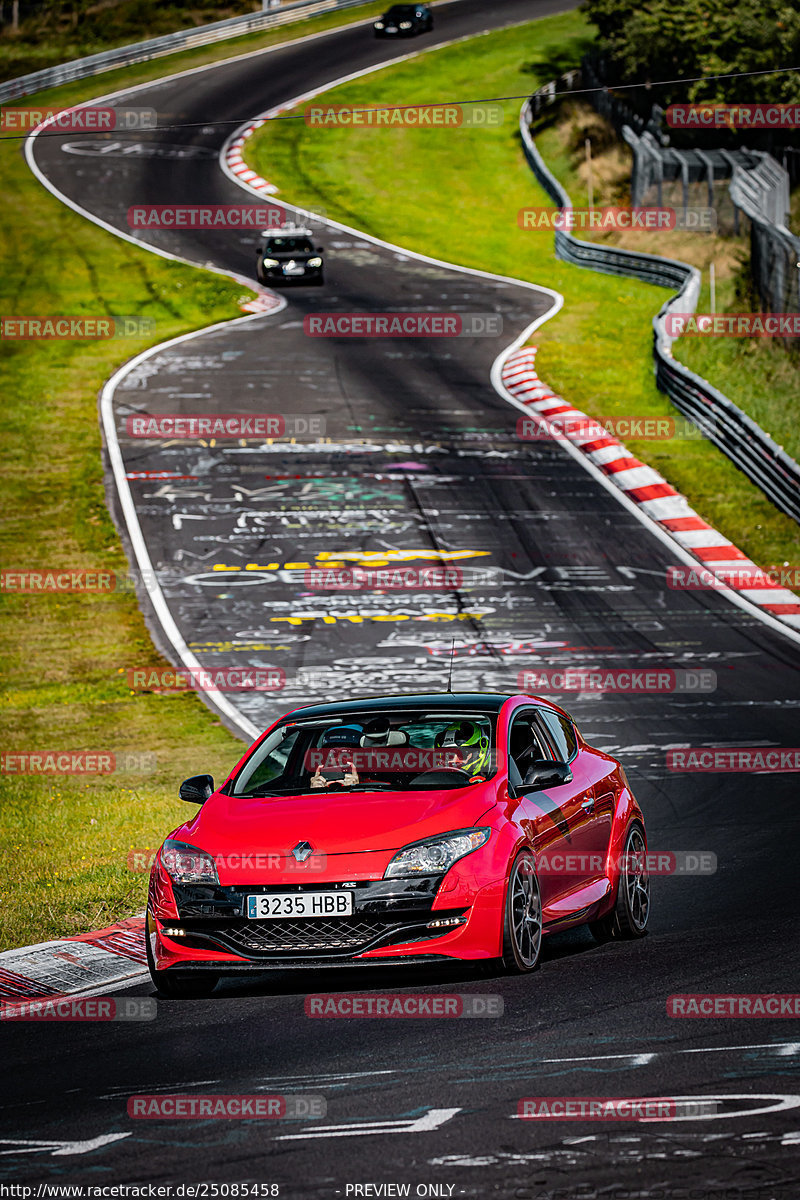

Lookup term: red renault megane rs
[146,693,650,996]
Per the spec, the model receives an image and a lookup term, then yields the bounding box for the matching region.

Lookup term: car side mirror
[179,774,214,804]
[522,760,573,791]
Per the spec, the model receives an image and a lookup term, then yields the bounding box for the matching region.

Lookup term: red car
[146,693,649,996]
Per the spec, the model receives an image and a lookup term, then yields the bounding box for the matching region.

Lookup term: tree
[581,0,800,104]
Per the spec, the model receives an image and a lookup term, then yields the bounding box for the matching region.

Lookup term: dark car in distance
[374,4,433,37]
[256,228,324,286]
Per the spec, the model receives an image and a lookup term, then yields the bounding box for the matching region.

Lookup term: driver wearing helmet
[310,724,362,789]
[434,720,491,780]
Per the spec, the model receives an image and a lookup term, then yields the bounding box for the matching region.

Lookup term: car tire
[589,821,650,943]
[501,849,542,973]
[146,911,220,998]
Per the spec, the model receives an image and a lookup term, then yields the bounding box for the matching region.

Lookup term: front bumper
[148,822,514,972]
[259,264,322,285]
[149,873,504,971]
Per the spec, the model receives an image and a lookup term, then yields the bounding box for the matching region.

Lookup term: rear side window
[538,710,578,763]
[509,710,554,769]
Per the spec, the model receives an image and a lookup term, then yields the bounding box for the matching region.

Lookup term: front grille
[180,912,463,958]
[225,918,383,953]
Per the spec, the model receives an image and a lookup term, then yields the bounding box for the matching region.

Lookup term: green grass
[0,0,395,952]
[0,1,387,93]
[245,11,800,571]
[2,0,264,82]
[0,131,245,950]
[531,100,800,471]
[674,290,800,466]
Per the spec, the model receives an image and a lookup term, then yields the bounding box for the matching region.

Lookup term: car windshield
[231,710,498,796]
[265,237,314,254]
[385,6,417,15]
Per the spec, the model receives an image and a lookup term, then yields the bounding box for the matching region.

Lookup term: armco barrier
[0,0,373,103]
[520,82,800,525]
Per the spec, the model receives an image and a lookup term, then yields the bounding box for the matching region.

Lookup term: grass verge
[245,11,800,571]
[0,0,391,952]
[531,100,800,469]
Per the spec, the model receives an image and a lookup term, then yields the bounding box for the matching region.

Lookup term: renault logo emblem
[291,841,314,862]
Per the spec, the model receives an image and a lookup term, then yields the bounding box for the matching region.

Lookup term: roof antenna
[446,637,456,693]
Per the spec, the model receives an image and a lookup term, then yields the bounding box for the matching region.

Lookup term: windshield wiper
[239,781,397,797]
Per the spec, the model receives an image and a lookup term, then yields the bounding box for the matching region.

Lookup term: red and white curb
[0,917,146,1000]
[239,288,282,314]
[226,118,279,195]
[225,124,283,315]
[503,346,800,631]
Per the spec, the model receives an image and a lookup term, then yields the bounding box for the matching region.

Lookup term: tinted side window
[509,710,554,768]
[538,710,578,762]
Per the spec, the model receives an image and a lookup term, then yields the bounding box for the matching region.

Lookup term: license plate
[386,26,397,31]
[246,891,353,919]
[283,265,305,275]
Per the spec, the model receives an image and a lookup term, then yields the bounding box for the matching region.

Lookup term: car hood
[177,784,498,858]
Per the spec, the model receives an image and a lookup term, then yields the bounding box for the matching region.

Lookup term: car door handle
[581,798,595,810]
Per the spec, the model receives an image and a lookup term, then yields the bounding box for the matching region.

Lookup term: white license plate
[283,265,305,275]
[247,891,353,919]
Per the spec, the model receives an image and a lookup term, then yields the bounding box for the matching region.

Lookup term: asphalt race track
[6,0,800,1195]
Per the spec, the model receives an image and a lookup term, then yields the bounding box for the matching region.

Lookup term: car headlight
[307,256,322,267]
[384,828,490,878]
[161,839,218,884]
[374,21,384,27]
[399,20,412,28]
[261,257,279,268]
